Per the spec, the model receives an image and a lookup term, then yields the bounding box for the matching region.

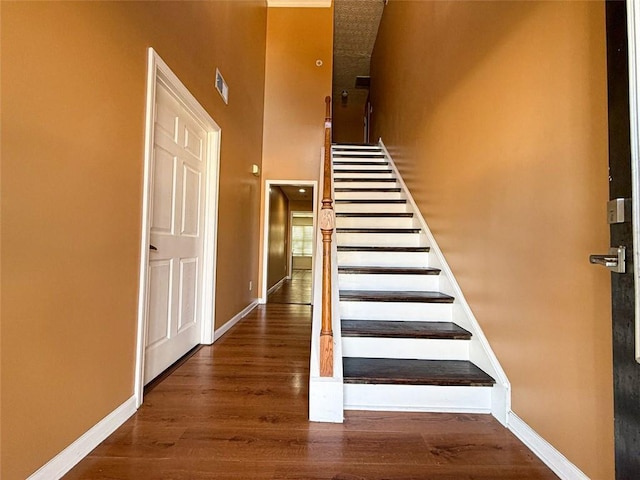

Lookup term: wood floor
[64,274,557,479]
[267,269,312,305]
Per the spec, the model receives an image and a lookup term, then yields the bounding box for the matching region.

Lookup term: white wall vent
[215,68,229,104]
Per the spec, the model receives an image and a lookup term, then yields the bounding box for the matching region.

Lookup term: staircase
[332,143,497,413]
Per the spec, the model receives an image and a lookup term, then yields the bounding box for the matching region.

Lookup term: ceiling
[332,0,385,111]
[278,185,314,204]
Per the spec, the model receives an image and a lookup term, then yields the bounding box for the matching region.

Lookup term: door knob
[150,244,158,251]
[589,246,625,273]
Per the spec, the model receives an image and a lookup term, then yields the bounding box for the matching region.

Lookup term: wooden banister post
[320,96,334,377]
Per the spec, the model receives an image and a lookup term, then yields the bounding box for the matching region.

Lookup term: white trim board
[27,397,137,480]
[626,0,640,363]
[508,412,589,480]
[267,276,287,295]
[213,300,259,341]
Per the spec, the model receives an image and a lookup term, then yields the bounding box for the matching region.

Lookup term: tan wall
[267,187,289,289]
[262,7,334,181]
[259,7,333,295]
[1,2,266,478]
[292,256,312,270]
[290,199,314,212]
[333,101,365,144]
[371,1,613,478]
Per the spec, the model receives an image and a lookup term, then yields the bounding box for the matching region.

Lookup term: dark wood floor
[267,269,312,305]
[64,275,557,479]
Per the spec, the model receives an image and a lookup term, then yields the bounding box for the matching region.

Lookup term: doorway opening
[262,182,316,305]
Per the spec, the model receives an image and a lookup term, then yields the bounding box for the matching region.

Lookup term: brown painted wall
[333,101,365,144]
[267,187,289,289]
[371,1,613,478]
[258,7,333,296]
[262,7,334,181]
[1,2,266,478]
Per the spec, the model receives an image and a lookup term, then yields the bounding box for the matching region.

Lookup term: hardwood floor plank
[63,273,557,479]
[271,464,558,480]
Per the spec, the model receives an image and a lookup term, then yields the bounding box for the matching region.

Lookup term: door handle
[150,244,158,251]
[589,246,625,273]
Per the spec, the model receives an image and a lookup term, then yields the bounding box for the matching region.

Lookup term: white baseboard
[267,276,287,295]
[28,396,137,480]
[508,411,589,480]
[213,300,259,341]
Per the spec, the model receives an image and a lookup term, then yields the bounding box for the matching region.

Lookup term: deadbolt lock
[589,246,626,274]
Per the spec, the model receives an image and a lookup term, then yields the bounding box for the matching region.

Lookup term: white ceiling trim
[267,0,331,7]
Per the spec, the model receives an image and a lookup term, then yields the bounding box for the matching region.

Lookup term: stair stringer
[378,139,511,426]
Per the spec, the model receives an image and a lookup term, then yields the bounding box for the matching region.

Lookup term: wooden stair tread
[336,212,413,218]
[334,178,396,182]
[343,358,495,386]
[338,266,440,275]
[340,290,454,303]
[337,228,420,234]
[335,199,405,204]
[341,320,471,339]
[338,246,430,252]
[333,153,385,156]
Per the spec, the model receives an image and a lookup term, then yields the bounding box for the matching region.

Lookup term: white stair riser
[334,181,398,189]
[337,251,430,267]
[334,191,403,200]
[336,216,416,229]
[342,337,469,360]
[333,150,384,155]
[334,172,395,179]
[343,384,492,413]
[338,273,439,291]
[334,203,409,213]
[333,147,383,152]
[337,232,424,247]
[333,164,389,171]
[340,301,452,321]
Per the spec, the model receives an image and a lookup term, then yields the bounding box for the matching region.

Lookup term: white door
[144,81,208,384]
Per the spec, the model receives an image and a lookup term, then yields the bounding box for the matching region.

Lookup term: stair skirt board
[342,337,469,360]
[343,384,492,413]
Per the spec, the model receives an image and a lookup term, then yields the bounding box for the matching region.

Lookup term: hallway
[64,302,557,479]
[268,270,313,305]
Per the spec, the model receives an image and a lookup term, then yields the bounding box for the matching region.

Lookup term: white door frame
[134,48,221,407]
[260,180,317,303]
[627,2,640,363]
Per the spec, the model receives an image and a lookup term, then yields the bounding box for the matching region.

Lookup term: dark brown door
[605,2,640,478]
